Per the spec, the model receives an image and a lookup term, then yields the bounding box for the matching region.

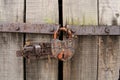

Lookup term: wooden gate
[0,0,120,80]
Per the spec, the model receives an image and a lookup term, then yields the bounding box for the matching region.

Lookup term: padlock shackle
[53,27,72,39]
[53,30,58,39]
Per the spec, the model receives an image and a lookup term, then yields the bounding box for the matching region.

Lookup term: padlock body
[51,38,75,61]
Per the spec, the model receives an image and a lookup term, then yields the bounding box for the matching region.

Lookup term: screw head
[16,27,20,31]
[104,27,110,33]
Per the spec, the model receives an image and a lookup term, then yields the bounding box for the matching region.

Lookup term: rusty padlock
[51,27,75,61]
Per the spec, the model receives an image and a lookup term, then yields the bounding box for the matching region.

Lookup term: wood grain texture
[63,0,97,25]
[63,36,98,80]
[99,0,120,80]
[26,0,58,80]
[98,36,120,80]
[70,36,98,80]
[99,0,120,25]
[0,0,24,80]
[26,0,58,24]
[63,0,98,80]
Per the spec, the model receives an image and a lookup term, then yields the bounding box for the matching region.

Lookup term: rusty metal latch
[16,40,52,59]
[16,27,76,61]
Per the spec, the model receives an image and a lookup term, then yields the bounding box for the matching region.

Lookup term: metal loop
[53,27,72,39]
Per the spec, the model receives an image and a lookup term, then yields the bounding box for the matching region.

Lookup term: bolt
[16,27,20,31]
[104,27,110,33]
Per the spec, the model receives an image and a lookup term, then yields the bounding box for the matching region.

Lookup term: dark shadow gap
[58,0,63,26]
[23,0,26,80]
[58,0,63,80]
[118,69,120,80]
[96,0,99,80]
[23,34,26,80]
[23,0,26,23]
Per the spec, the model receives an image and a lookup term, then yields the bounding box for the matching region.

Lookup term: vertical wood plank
[63,0,98,25]
[26,0,58,80]
[63,0,98,80]
[98,36,120,80]
[99,0,120,80]
[0,0,24,80]
[26,0,58,24]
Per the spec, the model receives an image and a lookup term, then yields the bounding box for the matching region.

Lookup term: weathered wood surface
[98,0,120,80]
[26,0,58,80]
[0,0,24,80]
[63,0,98,80]
[63,0,97,25]
[98,36,120,80]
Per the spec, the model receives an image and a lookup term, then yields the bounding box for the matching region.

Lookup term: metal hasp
[16,39,75,60]
[16,42,52,59]
[0,23,119,35]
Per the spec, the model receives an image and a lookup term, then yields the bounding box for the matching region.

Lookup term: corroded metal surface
[0,23,119,35]
[16,42,52,59]
[67,25,120,35]
[16,38,75,60]
[0,23,59,34]
[51,39,75,61]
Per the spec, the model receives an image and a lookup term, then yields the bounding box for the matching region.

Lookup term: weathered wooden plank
[63,0,97,25]
[26,0,58,80]
[0,0,24,80]
[63,0,98,80]
[99,0,120,25]
[26,0,58,24]
[98,0,120,80]
[98,36,120,80]
[119,39,120,80]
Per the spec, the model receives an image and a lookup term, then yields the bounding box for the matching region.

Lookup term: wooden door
[0,0,120,80]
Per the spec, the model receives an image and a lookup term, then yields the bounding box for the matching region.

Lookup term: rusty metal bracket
[0,23,59,34]
[16,42,53,59]
[67,25,120,35]
[0,23,119,35]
